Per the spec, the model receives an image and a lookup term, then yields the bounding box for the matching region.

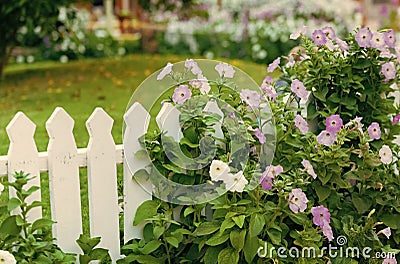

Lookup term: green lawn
[0,54,267,155]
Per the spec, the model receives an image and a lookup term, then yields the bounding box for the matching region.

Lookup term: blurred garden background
[0,0,399,153]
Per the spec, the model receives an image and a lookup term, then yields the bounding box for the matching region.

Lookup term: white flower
[0,250,16,264]
[197,74,211,94]
[378,227,391,239]
[224,171,248,192]
[0,182,3,193]
[379,145,393,164]
[59,55,69,64]
[185,59,202,75]
[209,160,229,181]
[215,62,235,78]
[157,62,173,81]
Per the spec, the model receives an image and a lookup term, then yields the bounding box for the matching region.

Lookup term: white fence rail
[0,103,160,263]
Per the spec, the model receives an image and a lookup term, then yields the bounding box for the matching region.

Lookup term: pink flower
[326,114,343,133]
[267,57,281,72]
[294,115,308,134]
[379,145,393,164]
[336,38,350,51]
[288,188,309,213]
[261,175,274,191]
[215,62,235,78]
[383,256,397,264]
[384,29,397,48]
[371,32,386,51]
[291,79,309,99]
[301,160,317,179]
[185,59,202,75]
[260,83,277,101]
[321,26,336,39]
[260,165,283,191]
[381,62,396,81]
[316,130,337,146]
[393,114,400,125]
[312,29,327,46]
[240,89,261,108]
[355,28,372,48]
[264,165,284,177]
[157,62,173,80]
[290,25,307,40]
[254,128,266,144]
[311,205,331,228]
[172,85,192,104]
[322,220,334,242]
[367,122,381,140]
[263,76,273,84]
[378,227,391,239]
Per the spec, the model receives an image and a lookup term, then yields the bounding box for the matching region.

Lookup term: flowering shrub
[159,0,360,64]
[121,29,400,262]
[13,6,134,64]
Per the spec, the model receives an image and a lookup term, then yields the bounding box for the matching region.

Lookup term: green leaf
[76,234,101,253]
[381,214,400,229]
[32,218,54,232]
[232,215,246,228]
[204,246,223,264]
[153,226,164,240]
[133,200,160,226]
[22,185,40,196]
[180,137,199,148]
[7,197,21,211]
[184,207,195,217]
[218,248,239,264]
[165,236,179,248]
[220,218,235,233]
[267,227,281,245]
[206,232,230,246]
[315,184,331,202]
[90,248,110,260]
[139,240,162,254]
[243,233,260,263]
[352,193,372,214]
[135,255,164,264]
[132,169,149,181]
[249,213,265,237]
[0,215,21,235]
[230,229,246,251]
[134,149,149,159]
[193,222,220,236]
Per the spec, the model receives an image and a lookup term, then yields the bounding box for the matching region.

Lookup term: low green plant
[0,171,76,263]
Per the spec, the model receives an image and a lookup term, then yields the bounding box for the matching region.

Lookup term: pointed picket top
[86,107,120,261]
[6,112,42,222]
[6,112,36,142]
[86,107,114,136]
[46,107,74,138]
[156,102,183,141]
[46,107,82,254]
[123,102,152,242]
[203,100,224,140]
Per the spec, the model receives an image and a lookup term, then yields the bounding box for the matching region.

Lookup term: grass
[0,54,267,236]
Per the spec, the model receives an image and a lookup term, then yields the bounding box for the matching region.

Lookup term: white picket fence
[0,102,179,263]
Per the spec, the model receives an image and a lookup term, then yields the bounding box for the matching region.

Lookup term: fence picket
[156,102,183,141]
[46,107,82,254]
[86,108,120,262]
[123,102,152,242]
[6,112,42,222]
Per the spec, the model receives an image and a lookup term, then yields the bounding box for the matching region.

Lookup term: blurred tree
[0,0,82,77]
